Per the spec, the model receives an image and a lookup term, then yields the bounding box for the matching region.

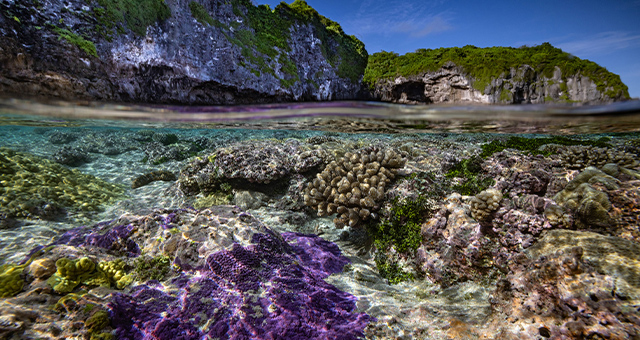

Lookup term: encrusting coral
[491,245,640,338]
[526,229,640,304]
[303,146,406,228]
[0,249,44,298]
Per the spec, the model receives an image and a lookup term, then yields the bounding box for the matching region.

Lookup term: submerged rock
[2,206,372,339]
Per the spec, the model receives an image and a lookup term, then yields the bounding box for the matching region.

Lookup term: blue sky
[258,0,640,98]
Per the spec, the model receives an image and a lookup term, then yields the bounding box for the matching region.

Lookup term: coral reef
[178,140,326,195]
[558,145,638,169]
[77,131,139,156]
[110,231,372,340]
[142,141,201,165]
[0,148,126,219]
[553,166,616,227]
[491,246,640,338]
[304,146,406,228]
[418,193,504,286]
[47,130,78,145]
[214,140,326,183]
[131,170,177,189]
[468,188,503,220]
[2,206,375,339]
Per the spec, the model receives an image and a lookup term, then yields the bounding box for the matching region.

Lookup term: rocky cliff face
[368,61,623,105]
[0,0,367,104]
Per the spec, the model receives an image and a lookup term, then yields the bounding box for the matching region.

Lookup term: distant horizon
[259,0,640,99]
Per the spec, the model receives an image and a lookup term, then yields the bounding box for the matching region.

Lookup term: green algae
[479,136,612,158]
[85,310,110,333]
[0,148,126,219]
[92,0,170,37]
[133,255,171,282]
[370,196,429,254]
[374,253,414,285]
[189,1,217,26]
[445,156,494,196]
[367,196,432,284]
[52,27,98,58]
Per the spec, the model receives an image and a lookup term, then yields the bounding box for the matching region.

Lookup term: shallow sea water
[1,98,640,339]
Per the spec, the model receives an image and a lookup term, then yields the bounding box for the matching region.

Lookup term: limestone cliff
[0,0,367,104]
[365,45,630,105]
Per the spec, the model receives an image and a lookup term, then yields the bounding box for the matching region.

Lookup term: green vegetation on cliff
[226,0,367,84]
[189,1,222,27]
[364,43,629,99]
[92,0,170,37]
[53,27,98,58]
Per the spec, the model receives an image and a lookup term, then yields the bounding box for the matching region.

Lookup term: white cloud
[344,0,454,39]
[555,31,640,57]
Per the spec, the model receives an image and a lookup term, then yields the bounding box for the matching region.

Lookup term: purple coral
[46,220,140,256]
[109,231,373,340]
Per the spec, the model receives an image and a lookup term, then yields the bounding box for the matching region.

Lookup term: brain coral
[303,146,406,228]
[0,148,125,219]
[553,167,615,227]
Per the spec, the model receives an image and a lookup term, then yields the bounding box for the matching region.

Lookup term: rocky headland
[0,0,367,104]
[0,0,631,105]
[363,44,631,105]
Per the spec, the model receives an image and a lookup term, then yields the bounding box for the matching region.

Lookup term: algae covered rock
[527,229,640,304]
[0,148,126,219]
[178,139,326,195]
[131,170,177,189]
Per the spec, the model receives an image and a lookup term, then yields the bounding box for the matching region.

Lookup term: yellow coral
[0,249,46,298]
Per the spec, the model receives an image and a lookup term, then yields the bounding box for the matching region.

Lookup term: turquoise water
[1,98,640,339]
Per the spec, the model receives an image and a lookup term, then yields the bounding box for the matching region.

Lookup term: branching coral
[468,188,503,221]
[303,146,406,228]
[558,145,637,169]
